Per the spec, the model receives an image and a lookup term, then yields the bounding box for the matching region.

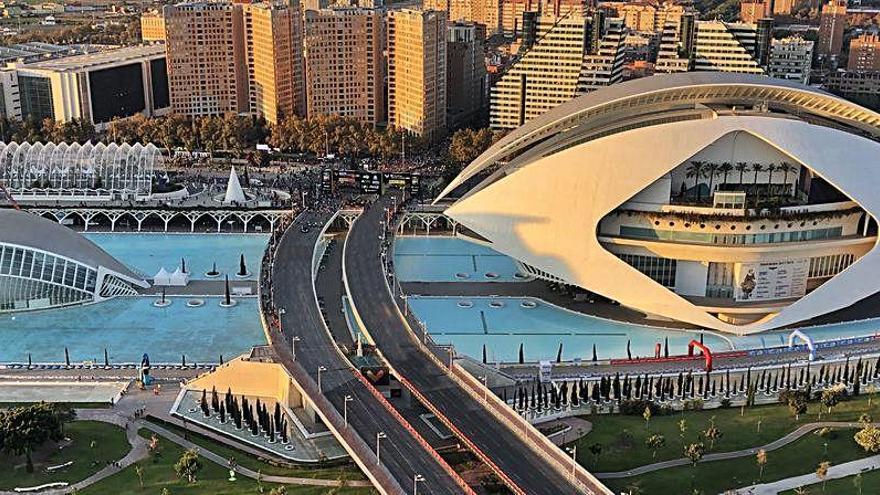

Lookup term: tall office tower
[500,0,584,36]
[242,2,305,124]
[740,0,772,23]
[387,9,448,141]
[303,8,385,126]
[447,21,487,128]
[768,36,813,83]
[656,18,766,74]
[164,2,249,116]
[817,0,847,58]
[140,10,166,43]
[578,15,626,92]
[848,33,880,72]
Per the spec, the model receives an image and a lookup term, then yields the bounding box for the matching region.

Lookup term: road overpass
[267,210,471,495]
[342,195,613,495]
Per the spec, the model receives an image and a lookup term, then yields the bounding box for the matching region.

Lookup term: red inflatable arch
[687,340,713,372]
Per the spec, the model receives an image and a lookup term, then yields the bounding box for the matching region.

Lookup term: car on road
[300,225,310,234]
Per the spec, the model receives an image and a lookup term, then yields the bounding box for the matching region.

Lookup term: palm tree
[779,162,793,197]
[705,162,719,201]
[766,163,777,197]
[735,162,749,185]
[718,162,733,187]
[685,161,705,201]
[752,163,764,185]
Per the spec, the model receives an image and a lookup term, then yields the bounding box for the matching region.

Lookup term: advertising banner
[734,259,808,302]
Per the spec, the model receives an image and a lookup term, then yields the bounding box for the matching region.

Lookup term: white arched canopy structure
[0,141,161,200]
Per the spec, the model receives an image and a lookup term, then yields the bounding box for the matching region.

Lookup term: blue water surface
[0,297,265,363]
[85,233,269,280]
[394,236,526,282]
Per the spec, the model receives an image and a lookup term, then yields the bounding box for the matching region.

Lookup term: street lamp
[279,307,286,333]
[566,445,577,480]
[419,320,427,345]
[480,375,488,402]
[375,431,387,463]
[317,365,327,392]
[344,395,353,428]
[413,474,425,495]
[291,335,301,361]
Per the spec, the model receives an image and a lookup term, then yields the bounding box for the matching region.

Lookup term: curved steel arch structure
[0,141,161,200]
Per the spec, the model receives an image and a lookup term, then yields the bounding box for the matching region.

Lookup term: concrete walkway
[730,454,880,494]
[596,421,874,479]
[0,407,371,495]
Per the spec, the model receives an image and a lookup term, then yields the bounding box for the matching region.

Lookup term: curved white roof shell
[437,73,880,202]
[442,74,880,334]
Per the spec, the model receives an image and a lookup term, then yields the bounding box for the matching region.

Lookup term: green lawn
[574,394,879,472]
[0,420,130,490]
[781,468,880,494]
[78,430,375,495]
[605,427,870,495]
[147,419,366,481]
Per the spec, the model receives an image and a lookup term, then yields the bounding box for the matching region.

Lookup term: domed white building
[438,73,880,335]
[0,209,149,313]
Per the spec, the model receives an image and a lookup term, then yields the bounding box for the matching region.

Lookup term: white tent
[223,166,246,204]
[168,268,189,287]
[153,267,172,286]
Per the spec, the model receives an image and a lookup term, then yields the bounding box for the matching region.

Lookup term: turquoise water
[409,296,880,362]
[85,233,269,280]
[394,236,526,282]
[1,233,269,363]
[0,297,265,363]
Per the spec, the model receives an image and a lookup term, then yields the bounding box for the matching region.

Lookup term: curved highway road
[270,210,468,495]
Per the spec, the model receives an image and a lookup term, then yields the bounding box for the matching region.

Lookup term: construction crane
[0,181,20,210]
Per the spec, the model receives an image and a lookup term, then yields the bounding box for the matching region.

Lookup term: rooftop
[19,44,166,72]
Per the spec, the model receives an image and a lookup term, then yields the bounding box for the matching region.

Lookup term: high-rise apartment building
[140,10,166,43]
[303,8,385,125]
[578,14,626,92]
[425,0,501,33]
[500,0,584,36]
[740,0,771,23]
[242,2,306,124]
[848,33,880,72]
[817,0,847,58]
[387,9,447,141]
[773,0,794,15]
[490,11,625,129]
[164,2,248,116]
[656,18,767,75]
[447,21,487,128]
[768,36,813,84]
[614,1,684,33]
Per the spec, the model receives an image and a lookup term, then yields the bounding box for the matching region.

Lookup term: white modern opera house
[0,209,149,313]
[438,73,880,335]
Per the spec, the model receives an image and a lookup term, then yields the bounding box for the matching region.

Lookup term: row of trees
[682,160,800,203]
[199,386,289,444]
[511,356,880,416]
[0,116,96,144]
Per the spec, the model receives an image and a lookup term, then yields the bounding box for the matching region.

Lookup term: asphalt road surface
[270,210,465,495]
[344,196,606,495]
